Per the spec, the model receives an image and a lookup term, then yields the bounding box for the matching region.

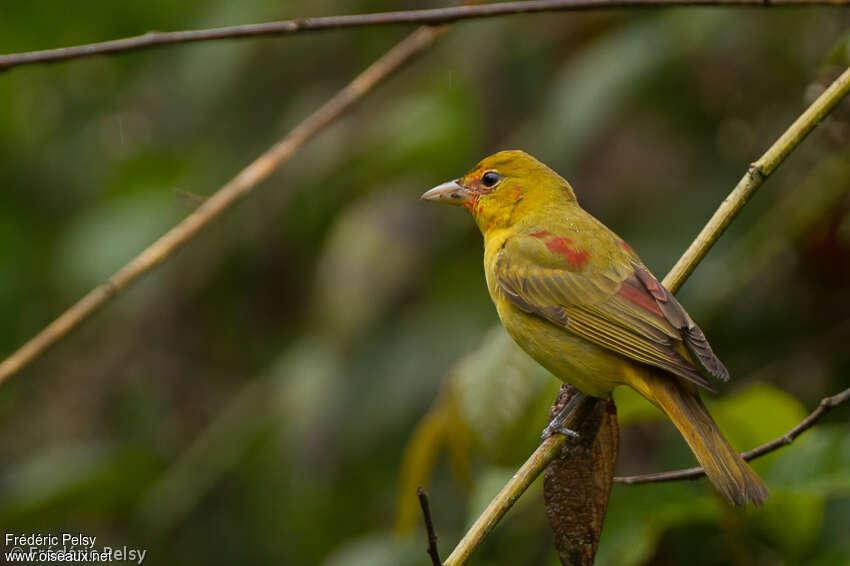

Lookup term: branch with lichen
[441,63,850,566]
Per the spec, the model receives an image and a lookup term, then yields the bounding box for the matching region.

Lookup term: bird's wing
[494,233,728,390]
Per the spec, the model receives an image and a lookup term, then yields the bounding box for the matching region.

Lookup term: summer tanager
[422,150,768,506]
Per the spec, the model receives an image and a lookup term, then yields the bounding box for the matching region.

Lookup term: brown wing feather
[632,266,729,381]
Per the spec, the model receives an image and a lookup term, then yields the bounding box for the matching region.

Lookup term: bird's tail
[637,371,769,506]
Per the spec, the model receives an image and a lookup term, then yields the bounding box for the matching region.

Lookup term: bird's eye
[482,171,501,187]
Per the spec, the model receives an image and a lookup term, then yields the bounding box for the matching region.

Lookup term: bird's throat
[471,189,529,234]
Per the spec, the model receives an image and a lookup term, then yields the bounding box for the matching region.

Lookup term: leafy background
[0,2,849,565]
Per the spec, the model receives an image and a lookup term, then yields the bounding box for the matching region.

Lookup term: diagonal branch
[441,63,850,565]
[443,395,598,566]
[0,25,447,385]
[2,0,849,72]
[664,65,850,292]
[615,386,850,484]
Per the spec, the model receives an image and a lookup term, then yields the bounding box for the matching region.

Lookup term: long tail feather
[638,371,769,506]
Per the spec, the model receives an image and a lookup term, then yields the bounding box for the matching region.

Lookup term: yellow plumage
[423,150,768,506]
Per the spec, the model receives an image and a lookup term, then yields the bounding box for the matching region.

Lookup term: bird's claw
[541,423,580,441]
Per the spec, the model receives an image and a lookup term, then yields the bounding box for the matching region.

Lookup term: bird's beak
[421,180,470,206]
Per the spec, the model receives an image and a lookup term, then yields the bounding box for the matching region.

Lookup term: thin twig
[615,386,850,484]
[441,64,850,565]
[1,0,848,72]
[0,25,446,385]
[417,487,442,566]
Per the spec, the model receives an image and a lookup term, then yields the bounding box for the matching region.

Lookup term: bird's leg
[541,391,587,441]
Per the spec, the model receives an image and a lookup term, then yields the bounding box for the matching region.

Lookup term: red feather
[616,279,663,317]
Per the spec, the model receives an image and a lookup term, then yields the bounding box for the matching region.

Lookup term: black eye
[482,171,501,187]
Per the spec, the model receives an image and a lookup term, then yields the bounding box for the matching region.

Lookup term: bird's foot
[540,390,586,441]
[540,422,580,441]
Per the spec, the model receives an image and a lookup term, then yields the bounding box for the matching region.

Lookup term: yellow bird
[422,150,768,506]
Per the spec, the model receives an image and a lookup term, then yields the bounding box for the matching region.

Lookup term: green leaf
[452,326,560,463]
[0,443,160,524]
[751,491,824,557]
[611,386,665,427]
[466,467,519,528]
[59,190,181,292]
[766,428,850,497]
[321,532,421,566]
[707,383,827,554]
[708,382,808,464]
[596,483,720,566]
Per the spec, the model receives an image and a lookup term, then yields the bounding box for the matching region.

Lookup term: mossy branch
[441,63,850,566]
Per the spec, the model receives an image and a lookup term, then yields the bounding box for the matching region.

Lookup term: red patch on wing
[634,268,667,302]
[530,230,550,238]
[545,237,591,270]
[620,240,633,253]
[616,281,664,317]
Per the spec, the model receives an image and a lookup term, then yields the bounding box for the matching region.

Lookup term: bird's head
[421,150,576,233]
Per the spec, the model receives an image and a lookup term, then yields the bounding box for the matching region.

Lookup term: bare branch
[417,488,442,566]
[615,386,850,485]
[441,64,850,565]
[0,25,446,385]
[1,0,848,72]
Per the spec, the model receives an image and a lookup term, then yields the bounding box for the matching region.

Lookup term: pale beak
[420,180,470,205]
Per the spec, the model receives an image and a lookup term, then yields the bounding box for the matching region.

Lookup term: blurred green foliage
[0,2,849,565]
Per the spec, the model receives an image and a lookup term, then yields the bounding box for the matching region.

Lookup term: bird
[421,150,768,507]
